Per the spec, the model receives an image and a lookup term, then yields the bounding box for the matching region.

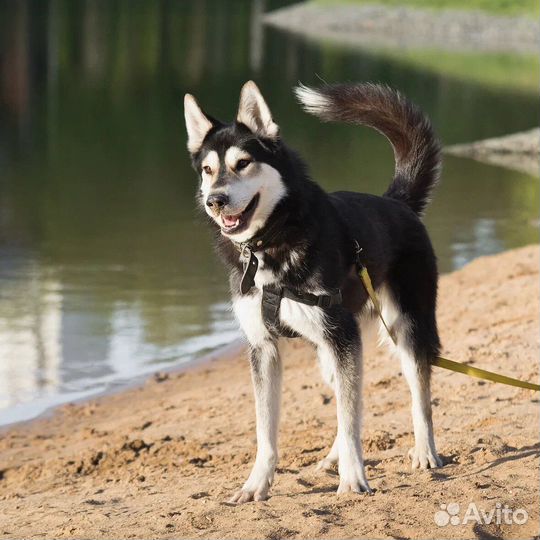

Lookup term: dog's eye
[202,165,212,175]
[236,159,252,172]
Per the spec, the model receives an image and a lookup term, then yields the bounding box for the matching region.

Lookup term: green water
[0,0,537,424]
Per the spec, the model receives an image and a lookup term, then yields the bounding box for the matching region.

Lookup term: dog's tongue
[222,214,239,227]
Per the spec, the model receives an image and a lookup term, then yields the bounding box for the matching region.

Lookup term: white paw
[337,460,372,494]
[337,476,372,494]
[228,465,274,504]
[316,457,338,475]
[228,486,269,503]
[408,446,443,469]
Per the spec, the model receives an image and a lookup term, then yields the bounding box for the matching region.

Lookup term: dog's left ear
[237,81,279,139]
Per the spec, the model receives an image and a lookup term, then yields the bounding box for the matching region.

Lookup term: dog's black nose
[206,193,229,209]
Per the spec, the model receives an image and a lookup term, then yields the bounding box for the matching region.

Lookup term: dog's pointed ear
[237,81,279,139]
[184,94,213,154]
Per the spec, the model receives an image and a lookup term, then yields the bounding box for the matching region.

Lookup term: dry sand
[0,245,538,539]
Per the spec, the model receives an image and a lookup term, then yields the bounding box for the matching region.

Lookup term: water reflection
[0,0,537,424]
[0,254,61,410]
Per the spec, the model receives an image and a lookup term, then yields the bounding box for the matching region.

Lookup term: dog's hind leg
[316,435,339,473]
[399,343,442,469]
[315,352,339,473]
[386,254,443,470]
[229,339,282,502]
[318,312,371,494]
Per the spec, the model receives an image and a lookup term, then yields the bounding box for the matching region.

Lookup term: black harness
[260,284,342,338]
[234,226,343,338]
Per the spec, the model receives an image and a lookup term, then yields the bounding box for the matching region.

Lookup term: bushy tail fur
[294,82,441,216]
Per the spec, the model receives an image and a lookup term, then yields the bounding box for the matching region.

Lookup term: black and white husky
[184,81,443,502]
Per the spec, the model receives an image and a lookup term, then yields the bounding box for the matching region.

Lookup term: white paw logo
[434,502,460,526]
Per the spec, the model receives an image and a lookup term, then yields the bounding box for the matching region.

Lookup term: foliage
[314,0,539,18]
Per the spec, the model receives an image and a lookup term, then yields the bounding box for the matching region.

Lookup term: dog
[184,81,443,503]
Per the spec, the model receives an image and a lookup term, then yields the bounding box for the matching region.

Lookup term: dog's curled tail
[294,83,441,216]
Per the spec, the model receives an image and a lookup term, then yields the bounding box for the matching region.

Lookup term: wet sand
[0,245,538,539]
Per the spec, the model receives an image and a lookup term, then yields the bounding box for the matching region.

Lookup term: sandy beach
[0,245,538,539]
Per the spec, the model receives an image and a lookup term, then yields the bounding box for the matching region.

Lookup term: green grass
[314,0,539,18]
[316,38,539,94]
[384,50,539,93]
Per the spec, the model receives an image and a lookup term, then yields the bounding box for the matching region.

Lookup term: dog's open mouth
[220,193,260,235]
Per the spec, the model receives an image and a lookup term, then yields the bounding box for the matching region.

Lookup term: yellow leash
[358,265,540,392]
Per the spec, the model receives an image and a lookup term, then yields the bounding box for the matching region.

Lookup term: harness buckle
[316,290,342,308]
[317,295,332,308]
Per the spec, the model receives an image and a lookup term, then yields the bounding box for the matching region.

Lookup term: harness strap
[261,285,298,338]
[283,288,342,308]
[261,284,341,338]
[261,285,283,333]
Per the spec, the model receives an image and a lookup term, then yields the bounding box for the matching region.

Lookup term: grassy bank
[314,0,539,18]
[315,39,539,94]
[382,50,539,94]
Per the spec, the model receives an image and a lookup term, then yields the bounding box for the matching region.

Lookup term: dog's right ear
[184,94,213,154]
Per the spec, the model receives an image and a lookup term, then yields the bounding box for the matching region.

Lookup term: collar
[229,212,289,295]
[231,211,289,255]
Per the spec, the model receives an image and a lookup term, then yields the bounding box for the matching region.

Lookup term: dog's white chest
[233,252,325,346]
[232,288,324,347]
[279,298,323,343]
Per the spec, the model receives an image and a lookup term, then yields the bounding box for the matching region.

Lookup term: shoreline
[0,245,539,539]
[0,339,246,434]
[263,3,539,54]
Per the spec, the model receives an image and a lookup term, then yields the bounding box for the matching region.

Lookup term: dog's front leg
[318,318,371,495]
[229,339,282,503]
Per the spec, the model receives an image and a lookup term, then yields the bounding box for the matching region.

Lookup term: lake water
[0,0,538,425]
